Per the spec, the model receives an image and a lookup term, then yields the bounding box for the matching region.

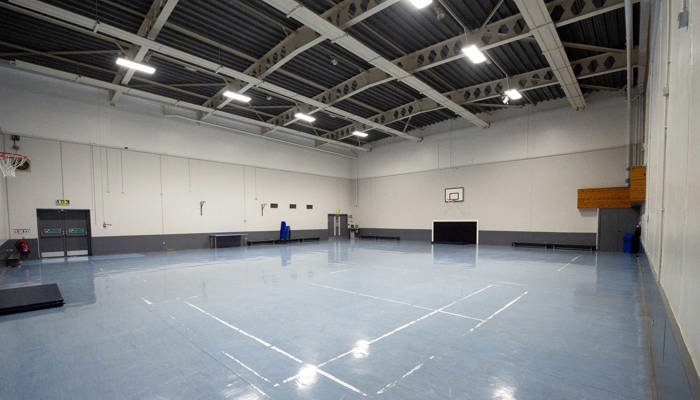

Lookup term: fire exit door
[37,209,91,258]
[328,214,349,238]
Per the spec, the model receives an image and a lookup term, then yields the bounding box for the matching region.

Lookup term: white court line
[310,283,484,322]
[246,382,269,399]
[279,284,494,387]
[376,355,434,395]
[279,284,494,386]
[186,302,366,396]
[142,298,152,305]
[316,368,367,396]
[186,302,289,360]
[468,291,529,333]
[222,351,271,383]
[496,281,528,287]
[557,255,583,272]
[329,268,353,274]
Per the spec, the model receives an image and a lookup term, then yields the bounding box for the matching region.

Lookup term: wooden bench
[208,233,247,249]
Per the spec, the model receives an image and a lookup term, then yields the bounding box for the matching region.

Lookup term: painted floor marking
[142,298,152,305]
[316,368,367,396]
[468,291,529,333]
[222,351,271,383]
[310,283,484,322]
[496,280,528,287]
[329,268,353,274]
[333,284,493,362]
[557,255,583,272]
[186,302,365,396]
[376,356,434,395]
[277,284,495,387]
[186,302,286,359]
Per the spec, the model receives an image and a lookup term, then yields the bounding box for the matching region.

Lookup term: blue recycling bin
[280,221,287,240]
[623,233,634,253]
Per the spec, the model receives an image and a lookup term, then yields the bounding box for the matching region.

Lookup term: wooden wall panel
[578,187,631,208]
[629,165,647,202]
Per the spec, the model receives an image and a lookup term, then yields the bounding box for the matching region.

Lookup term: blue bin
[280,221,287,240]
[623,233,634,253]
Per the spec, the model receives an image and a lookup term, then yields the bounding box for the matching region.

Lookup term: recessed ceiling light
[223,90,252,103]
[461,45,487,64]
[294,112,316,123]
[409,0,432,9]
[352,131,368,138]
[504,88,523,100]
[116,57,155,74]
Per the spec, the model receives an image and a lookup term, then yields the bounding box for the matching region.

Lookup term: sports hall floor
[0,240,650,399]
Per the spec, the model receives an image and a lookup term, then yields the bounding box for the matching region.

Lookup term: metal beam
[559,42,625,54]
[267,0,631,127]
[9,0,417,141]
[513,0,585,109]
[5,60,368,152]
[0,49,121,57]
[326,51,633,140]
[201,0,403,126]
[110,0,179,104]
[245,0,401,83]
[262,0,488,131]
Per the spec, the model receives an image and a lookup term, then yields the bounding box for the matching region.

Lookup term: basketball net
[0,152,28,178]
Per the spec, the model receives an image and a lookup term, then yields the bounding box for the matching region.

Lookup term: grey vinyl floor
[0,240,650,399]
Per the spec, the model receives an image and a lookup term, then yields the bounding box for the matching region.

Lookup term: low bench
[247,237,321,246]
[512,242,596,251]
[209,233,247,249]
[359,235,400,241]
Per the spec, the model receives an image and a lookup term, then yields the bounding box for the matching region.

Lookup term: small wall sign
[56,199,70,206]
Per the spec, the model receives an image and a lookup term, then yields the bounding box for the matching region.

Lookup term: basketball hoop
[0,151,28,177]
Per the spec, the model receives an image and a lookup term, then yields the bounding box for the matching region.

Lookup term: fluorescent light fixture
[294,112,316,123]
[504,88,523,100]
[409,0,433,8]
[352,130,368,138]
[115,57,155,74]
[223,90,252,103]
[461,45,487,64]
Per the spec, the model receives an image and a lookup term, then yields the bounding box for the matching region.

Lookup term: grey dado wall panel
[638,251,699,399]
[479,231,596,246]
[1,238,40,260]
[358,228,431,241]
[92,230,328,254]
[358,228,596,246]
[0,230,330,258]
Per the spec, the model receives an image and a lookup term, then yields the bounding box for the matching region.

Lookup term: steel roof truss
[266,0,632,132]
[327,51,632,140]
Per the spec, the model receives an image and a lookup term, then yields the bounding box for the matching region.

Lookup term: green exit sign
[56,199,70,206]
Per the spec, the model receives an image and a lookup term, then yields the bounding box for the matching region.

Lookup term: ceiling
[0,0,639,152]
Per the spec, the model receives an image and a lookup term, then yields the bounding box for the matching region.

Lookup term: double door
[37,209,91,258]
[328,214,349,238]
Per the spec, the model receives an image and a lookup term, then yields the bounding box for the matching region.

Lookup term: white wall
[0,67,356,239]
[643,0,700,376]
[355,95,629,232]
[2,135,354,239]
[0,67,354,179]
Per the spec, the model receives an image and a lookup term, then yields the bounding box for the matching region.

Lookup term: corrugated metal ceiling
[0,0,637,147]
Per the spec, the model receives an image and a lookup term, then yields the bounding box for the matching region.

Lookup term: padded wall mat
[0,284,64,316]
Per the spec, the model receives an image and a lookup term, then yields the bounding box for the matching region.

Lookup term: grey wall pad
[638,251,699,399]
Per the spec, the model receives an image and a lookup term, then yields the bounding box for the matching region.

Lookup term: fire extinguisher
[17,237,30,255]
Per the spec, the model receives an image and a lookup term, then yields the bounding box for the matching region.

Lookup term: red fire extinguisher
[17,237,30,255]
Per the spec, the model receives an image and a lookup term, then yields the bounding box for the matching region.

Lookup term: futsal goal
[431,220,478,244]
